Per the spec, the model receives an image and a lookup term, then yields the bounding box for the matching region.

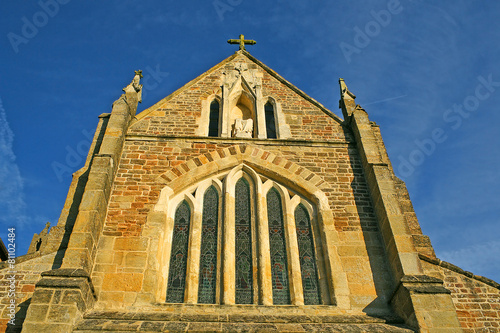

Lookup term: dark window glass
[265,102,277,139]
[267,188,291,304]
[198,186,219,304]
[166,201,191,303]
[208,100,220,137]
[295,204,321,304]
[235,178,253,304]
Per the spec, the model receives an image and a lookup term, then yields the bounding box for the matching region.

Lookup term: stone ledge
[80,309,405,326]
[36,268,97,301]
[390,274,452,303]
[41,268,90,278]
[125,134,355,146]
[405,285,451,295]
[419,253,500,290]
[73,312,415,332]
[74,321,415,332]
[400,275,443,284]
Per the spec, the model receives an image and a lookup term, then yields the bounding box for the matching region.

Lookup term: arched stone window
[198,186,219,303]
[165,200,191,303]
[162,165,329,305]
[295,204,321,304]
[235,178,254,304]
[265,102,277,139]
[267,188,290,304]
[208,100,220,137]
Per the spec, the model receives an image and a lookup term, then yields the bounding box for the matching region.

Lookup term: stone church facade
[1,44,500,332]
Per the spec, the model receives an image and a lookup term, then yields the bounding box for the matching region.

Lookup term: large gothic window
[166,201,191,303]
[163,167,326,306]
[235,178,254,304]
[198,186,219,304]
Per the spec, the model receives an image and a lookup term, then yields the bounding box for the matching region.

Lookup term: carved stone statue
[122,70,144,103]
[233,118,253,138]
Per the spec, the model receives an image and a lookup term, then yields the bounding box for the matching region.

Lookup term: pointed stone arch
[156,145,327,202]
[150,145,351,308]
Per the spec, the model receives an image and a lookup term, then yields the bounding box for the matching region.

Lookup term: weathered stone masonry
[0,49,499,332]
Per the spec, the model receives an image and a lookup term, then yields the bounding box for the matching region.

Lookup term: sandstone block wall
[128,53,348,142]
[0,252,59,332]
[421,255,500,332]
[89,137,396,314]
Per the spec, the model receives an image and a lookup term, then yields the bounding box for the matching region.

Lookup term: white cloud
[440,240,500,281]
[0,98,30,229]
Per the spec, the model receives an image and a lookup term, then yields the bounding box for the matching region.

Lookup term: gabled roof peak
[133,50,343,125]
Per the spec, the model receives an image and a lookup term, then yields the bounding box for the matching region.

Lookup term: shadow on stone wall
[52,116,109,269]
[6,299,30,333]
[345,132,398,319]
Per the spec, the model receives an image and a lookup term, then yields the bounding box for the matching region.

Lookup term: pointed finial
[339,78,358,119]
[339,78,356,99]
[228,34,257,51]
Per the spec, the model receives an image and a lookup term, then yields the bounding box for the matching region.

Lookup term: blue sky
[1,1,499,282]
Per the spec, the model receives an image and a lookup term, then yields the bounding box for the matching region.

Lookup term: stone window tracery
[267,188,290,304]
[295,204,322,305]
[235,178,254,304]
[162,166,327,305]
[198,186,219,304]
[165,200,191,303]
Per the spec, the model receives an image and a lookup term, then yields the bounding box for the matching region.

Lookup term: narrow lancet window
[267,188,290,304]
[166,200,191,303]
[198,186,219,304]
[208,100,220,137]
[295,204,321,304]
[265,102,277,139]
[235,178,253,304]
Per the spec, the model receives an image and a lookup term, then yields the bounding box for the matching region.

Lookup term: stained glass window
[295,204,321,304]
[265,102,277,139]
[198,186,219,304]
[208,100,220,137]
[235,178,253,304]
[267,188,290,305]
[166,200,191,303]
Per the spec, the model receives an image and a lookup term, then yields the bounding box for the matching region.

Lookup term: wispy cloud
[440,240,500,281]
[363,94,407,106]
[0,98,30,229]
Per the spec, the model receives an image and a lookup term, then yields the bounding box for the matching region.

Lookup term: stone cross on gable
[227,34,256,51]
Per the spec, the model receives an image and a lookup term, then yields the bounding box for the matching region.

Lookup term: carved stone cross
[227,34,256,51]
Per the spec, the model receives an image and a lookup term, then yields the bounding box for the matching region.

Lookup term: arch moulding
[147,144,350,309]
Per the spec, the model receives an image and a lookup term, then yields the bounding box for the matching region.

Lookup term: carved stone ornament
[233,118,253,138]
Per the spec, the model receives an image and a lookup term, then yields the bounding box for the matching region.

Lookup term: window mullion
[257,184,273,305]
[185,201,203,303]
[284,199,305,305]
[222,184,236,304]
